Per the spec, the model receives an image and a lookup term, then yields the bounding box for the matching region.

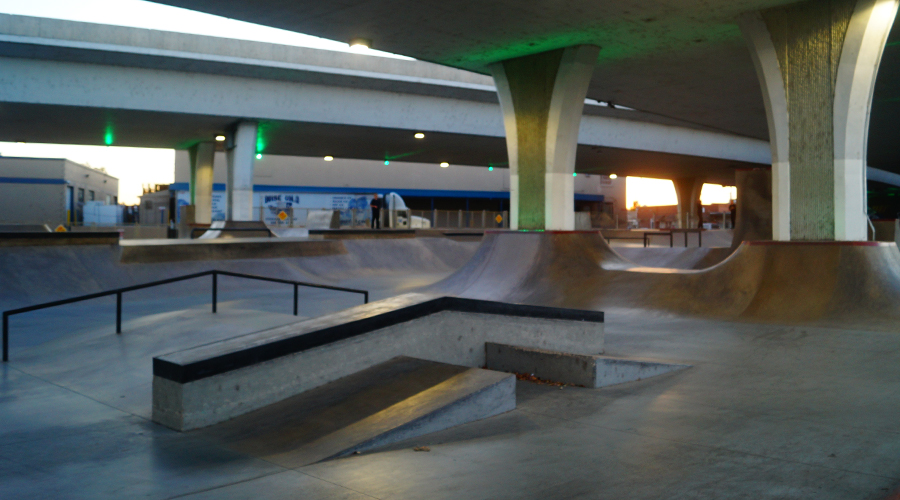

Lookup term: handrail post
[116,292,122,334]
[3,312,8,362]
[364,291,369,304]
[212,271,218,313]
[293,284,298,316]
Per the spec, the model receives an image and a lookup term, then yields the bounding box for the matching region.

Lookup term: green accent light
[256,154,263,160]
[104,126,114,146]
[573,173,577,177]
[384,160,390,165]
[489,166,494,171]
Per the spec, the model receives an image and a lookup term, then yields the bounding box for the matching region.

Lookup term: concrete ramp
[197,356,514,467]
[428,231,900,326]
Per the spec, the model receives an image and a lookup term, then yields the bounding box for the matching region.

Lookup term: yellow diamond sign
[54,224,68,232]
[495,214,503,224]
[277,211,288,221]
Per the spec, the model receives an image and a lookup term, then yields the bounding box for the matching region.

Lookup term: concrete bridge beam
[740,0,899,241]
[225,121,257,222]
[491,45,600,231]
[188,142,215,225]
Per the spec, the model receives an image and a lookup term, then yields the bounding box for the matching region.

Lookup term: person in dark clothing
[370,194,382,229]
[728,201,737,229]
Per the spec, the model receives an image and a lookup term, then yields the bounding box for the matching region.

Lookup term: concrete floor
[2,237,899,499]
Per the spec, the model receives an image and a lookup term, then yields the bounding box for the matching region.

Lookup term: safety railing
[411,210,509,229]
[2,270,368,362]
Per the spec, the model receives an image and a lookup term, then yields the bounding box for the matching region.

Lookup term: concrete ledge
[119,237,346,263]
[309,229,416,239]
[485,343,690,388]
[152,294,602,430]
[0,231,119,247]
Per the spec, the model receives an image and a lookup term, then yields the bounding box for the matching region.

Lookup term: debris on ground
[413,446,431,452]
[514,372,582,388]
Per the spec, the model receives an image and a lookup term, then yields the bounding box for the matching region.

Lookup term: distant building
[171,153,627,224]
[0,157,118,227]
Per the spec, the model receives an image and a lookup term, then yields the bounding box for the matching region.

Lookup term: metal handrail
[2,270,368,362]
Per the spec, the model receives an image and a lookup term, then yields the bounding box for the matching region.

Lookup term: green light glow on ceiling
[489,166,494,171]
[104,126,114,146]
[573,173,577,177]
[384,160,390,165]
[441,20,742,70]
[256,153,263,160]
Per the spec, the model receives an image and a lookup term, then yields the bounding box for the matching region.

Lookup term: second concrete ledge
[485,342,690,388]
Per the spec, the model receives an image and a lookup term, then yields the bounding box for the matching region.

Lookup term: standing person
[370,194,382,229]
[729,200,737,229]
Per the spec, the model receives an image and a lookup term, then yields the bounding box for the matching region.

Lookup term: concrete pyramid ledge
[197,356,515,467]
[485,342,690,388]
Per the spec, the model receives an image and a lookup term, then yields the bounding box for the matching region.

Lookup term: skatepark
[4,0,900,498]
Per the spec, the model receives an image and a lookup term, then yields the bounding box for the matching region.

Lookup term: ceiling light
[488,166,494,172]
[324,156,334,161]
[349,37,371,51]
[609,174,618,179]
[414,133,425,139]
[384,160,390,165]
[256,154,263,160]
[573,173,577,177]
[440,162,450,168]
[215,135,226,142]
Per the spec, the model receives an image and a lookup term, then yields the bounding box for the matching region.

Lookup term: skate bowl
[427,231,900,327]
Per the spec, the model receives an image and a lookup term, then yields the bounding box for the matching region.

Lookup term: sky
[0,0,737,207]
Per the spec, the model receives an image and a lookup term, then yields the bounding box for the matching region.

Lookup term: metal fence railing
[410,210,509,229]
[2,269,369,362]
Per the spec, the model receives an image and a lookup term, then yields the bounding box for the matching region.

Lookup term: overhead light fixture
[349,37,371,51]
[256,153,263,160]
[573,173,577,177]
[609,174,618,179]
[414,133,425,139]
[488,166,494,172]
[324,156,334,161]
[215,135,226,142]
[384,160,390,165]
[440,162,450,168]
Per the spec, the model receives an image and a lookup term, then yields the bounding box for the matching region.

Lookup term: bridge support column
[673,177,703,229]
[491,45,600,230]
[225,121,258,222]
[740,0,898,241]
[188,142,215,225]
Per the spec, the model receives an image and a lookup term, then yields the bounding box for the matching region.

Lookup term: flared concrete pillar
[491,45,600,230]
[739,0,898,241]
[732,169,774,248]
[188,142,215,225]
[673,177,703,229]
[225,121,257,221]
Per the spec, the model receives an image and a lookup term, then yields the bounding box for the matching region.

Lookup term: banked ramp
[197,356,514,467]
[426,231,900,326]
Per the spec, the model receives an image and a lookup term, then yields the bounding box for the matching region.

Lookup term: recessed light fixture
[215,135,226,142]
[349,37,371,51]
[414,133,425,139]
[440,162,450,168]
[256,154,263,160]
[488,166,494,172]
[384,160,390,166]
[609,173,618,179]
[573,172,577,177]
[324,156,334,161]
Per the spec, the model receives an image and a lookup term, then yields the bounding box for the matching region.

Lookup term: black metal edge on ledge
[152,296,603,385]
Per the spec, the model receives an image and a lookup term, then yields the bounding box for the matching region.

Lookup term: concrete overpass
[152,0,900,237]
[0,14,772,223]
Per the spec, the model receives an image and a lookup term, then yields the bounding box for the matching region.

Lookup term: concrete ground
[2,236,899,499]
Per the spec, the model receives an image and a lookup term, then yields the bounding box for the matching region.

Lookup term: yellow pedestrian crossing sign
[277,211,288,221]
[495,214,503,224]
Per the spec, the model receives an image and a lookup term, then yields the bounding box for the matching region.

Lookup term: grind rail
[2,270,368,362]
